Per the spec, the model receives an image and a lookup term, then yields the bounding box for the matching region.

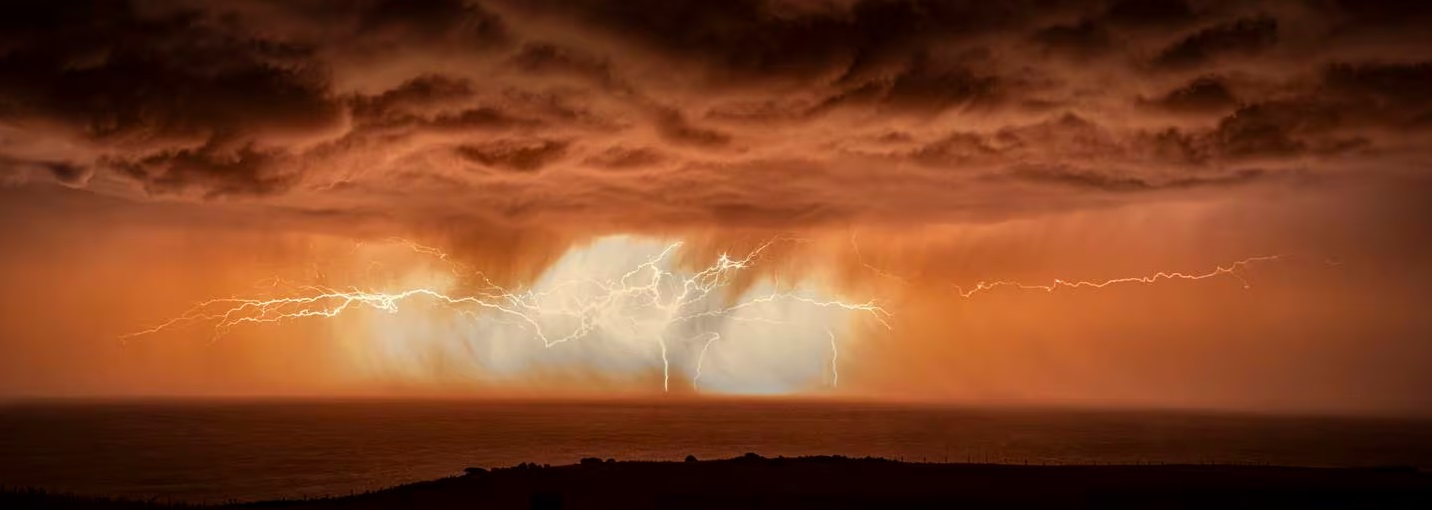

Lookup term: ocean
[1,400,1428,503]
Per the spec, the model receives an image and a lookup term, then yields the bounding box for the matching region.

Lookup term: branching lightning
[123,237,891,392]
[128,232,1304,394]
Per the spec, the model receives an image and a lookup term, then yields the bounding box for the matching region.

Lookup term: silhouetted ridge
[4,455,1428,509]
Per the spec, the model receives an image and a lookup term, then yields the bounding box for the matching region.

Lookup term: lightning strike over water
[124,236,890,393]
[691,332,723,391]
[124,233,1302,394]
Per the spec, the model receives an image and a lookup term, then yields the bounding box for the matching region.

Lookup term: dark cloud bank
[2,0,1431,226]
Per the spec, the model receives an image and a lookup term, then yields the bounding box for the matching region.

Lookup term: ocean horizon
[2,399,1429,503]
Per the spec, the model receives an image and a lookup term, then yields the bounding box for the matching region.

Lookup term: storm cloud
[2,0,1431,227]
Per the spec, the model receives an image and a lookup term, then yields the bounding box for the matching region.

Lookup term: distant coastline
[5,454,1429,509]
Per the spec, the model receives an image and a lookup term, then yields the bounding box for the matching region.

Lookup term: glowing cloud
[125,236,889,394]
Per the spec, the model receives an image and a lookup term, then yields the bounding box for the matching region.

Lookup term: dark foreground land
[6,455,1431,509]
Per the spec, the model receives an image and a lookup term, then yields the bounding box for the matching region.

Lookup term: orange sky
[2,181,1428,415]
[1,0,1430,415]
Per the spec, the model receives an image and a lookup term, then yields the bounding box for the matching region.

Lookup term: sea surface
[1,400,1429,503]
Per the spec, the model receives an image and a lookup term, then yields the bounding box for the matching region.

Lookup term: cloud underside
[2,0,1431,226]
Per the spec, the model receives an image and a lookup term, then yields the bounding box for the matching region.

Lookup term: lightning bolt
[128,232,1308,394]
[691,332,722,391]
[846,232,1291,298]
[951,255,1285,298]
[850,229,909,285]
[123,237,892,392]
